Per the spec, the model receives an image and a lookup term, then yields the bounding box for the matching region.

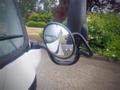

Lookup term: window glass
[0,0,24,58]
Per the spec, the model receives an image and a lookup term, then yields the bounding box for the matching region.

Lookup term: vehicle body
[0,0,92,90]
[0,0,41,89]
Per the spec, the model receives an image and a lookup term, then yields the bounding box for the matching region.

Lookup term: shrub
[27,21,47,27]
[28,12,53,21]
[87,13,120,61]
[39,30,43,40]
[26,21,38,27]
[26,11,53,27]
[28,12,40,22]
[37,22,47,27]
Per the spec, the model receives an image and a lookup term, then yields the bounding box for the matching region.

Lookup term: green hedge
[26,12,53,27]
[27,21,46,27]
[88,13,120,61]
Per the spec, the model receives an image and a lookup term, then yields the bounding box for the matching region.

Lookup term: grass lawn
[26,27,43,42]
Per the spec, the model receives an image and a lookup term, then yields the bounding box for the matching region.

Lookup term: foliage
[26,12,53,27]
[26,21,46,27]
[18,0,37,18]
[39,31,43,41]
[28,12,53,23]
[87,13,120,61]
[36,0,58,11]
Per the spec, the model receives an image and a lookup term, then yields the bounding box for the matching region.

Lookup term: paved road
[36,50,120,90]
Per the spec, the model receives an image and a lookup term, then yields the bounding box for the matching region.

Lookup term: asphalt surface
[27,28,120,90]
[36,50,120,90]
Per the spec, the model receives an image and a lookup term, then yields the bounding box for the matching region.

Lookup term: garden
[26,11,120,62]
[88,13,120,61]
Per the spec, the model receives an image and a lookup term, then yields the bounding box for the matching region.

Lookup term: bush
[27,21,47,27]
[39,30,43,40]
[87,13,120,61]
[37,22,47,27]
[26,21,38,27]
[27,12,40,22]
[26,11,53,27]
[28,12,53,22]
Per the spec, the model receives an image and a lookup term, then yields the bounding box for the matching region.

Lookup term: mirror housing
[43,22,80,65]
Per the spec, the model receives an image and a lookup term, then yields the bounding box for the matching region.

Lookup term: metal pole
[68,0,88,39]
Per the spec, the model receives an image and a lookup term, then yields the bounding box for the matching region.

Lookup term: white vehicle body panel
[0,49,41,90]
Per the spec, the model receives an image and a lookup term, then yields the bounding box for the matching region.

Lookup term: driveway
[27,27,120,90]
[36,50,120,90]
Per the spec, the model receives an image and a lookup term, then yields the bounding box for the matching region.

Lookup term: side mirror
[43,22,80,65]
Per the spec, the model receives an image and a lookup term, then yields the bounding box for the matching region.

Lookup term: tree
[36,0,58,11]
[18,0,37,18]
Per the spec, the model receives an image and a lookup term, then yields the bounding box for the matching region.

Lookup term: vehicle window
[0,0,24,58]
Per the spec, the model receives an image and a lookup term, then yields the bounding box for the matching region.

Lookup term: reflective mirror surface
[44,22,74,59]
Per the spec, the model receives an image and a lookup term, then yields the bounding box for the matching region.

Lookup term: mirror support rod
[72,33,93,57]
[68,0,87,33]
[28,41,46,50]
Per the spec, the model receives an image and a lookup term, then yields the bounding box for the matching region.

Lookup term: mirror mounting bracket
[72,33,93,57]
[28,41,46,50]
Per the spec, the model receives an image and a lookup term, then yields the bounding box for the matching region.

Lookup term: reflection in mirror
[44,23,74,59]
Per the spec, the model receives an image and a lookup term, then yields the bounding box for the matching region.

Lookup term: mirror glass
[44,23,74,59]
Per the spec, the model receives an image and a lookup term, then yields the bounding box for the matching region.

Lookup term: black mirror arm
[72,33,93,57]
[28,41,46,50]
